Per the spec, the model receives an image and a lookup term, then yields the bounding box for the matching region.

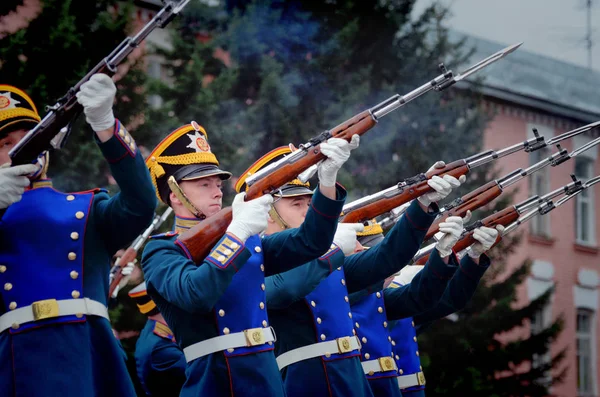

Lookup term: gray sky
[412,0,600,71]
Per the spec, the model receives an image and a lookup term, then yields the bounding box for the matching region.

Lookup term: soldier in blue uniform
[352,221,501,396]
[129,282,186,396]
[0,74,157,396]
[141,127,355,396]
[248,155,466,397]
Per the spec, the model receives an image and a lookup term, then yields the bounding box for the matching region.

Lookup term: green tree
[0,0,148,191]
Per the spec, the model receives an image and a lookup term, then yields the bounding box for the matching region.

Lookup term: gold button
[395,355,400,360]
[341,279,345,285]
[259,302,265,310]
[217,255,226,262]
[254,246,262,253]
[344,296,349,302]
[378,307,383,313]
[0,265,6,273]
[70,271,79,280]
[227,348,234,353]
[365,353,370,359]
[392,341,396,346]
[223,249,232,255]
[223,327,230,335]
[420,365,423,371]
[268,341,273,345]
[399,369,404,375]
[383,321,388,327]
[416,351,419,356]
[413,336,417,342]
[9,302,16,310]
[260,264,265,272]
[337,267,342,271]
[125,135,131,144]
[353,329,357,335]
[76,313,83,318]
[119,130,126,138]
[320,334,326,341]
[376,292,381,298]
[368,371,374,376]
[262,320,268,327]
[311,301,316,307]
[412,321,415,327]
[219,309,225,317]
[325,353,331,358]
[72,290,80,298]
[70,232,79,240]
[355,322,360,328]
[388,336,392,342]
[4,283,12,291]
[261,283,265,291]
[317,317,322,324]
[75,211,84,219]
[68,252,77,260]
[362,337,367,344]
[230,243,239,249]
[348,312,352,319]
[11,323,19,330]
[66,195,75,201]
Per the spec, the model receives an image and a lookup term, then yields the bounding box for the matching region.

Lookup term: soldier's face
[0,129,27,165]
[272,195,312,228]
[176,176,224,218]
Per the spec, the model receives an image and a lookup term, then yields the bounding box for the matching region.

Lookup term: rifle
[339,121,600,225]
[8,0,190,166]
[178,43,522,263]
[412,174,587,266]
[378,202,411,230]
[108,207,173,298]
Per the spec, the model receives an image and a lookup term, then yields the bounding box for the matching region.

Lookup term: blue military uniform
[129,282,186,397]
[0,85,156,397]
[267,200,458,397]
[141,128,346,397]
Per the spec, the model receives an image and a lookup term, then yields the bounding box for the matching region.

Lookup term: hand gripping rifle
[8,0,191,167]
[339,121,600,224]
[108,207,173,298]
[177,43,522,263]
[412,174,588,266]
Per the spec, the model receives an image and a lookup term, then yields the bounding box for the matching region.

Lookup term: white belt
[183,327,276,363]
[0,298,109,333]
[276,335,361,370]
[362,356,398,375]
[397,371,426,389]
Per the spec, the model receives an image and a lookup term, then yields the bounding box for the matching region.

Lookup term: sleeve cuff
[205,233,251,271]
[459,253,491,280]
[309,184,347,219]
[428,248,459,280]
[96,119,138,162]
[404,200,439,231]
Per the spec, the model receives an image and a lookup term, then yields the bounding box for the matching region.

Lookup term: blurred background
[1,1,599,396]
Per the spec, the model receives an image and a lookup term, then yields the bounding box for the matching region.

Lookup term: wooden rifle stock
[108,247,139,297]
[340,160,470,224]
[177,110,376,263]
[425,181,502,240]
[413,206,518,266]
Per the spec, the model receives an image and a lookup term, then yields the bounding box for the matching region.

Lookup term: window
[531,305,552,383]
[577,309,596,396]
[147,58,164,109]
[529,148,551,237]
[575,157,595,245]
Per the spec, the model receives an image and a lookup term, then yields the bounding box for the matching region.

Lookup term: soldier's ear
[169,191,182,206]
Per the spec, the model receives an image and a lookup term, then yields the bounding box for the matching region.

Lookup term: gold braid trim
[0,108,41,123]
[357,219,384,237]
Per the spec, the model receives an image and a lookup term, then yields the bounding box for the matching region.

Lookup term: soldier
[351,221,501,396]
[129,282,186,397]
[251,155,465,397]
[141,126,355,396]
[0,74,157,396]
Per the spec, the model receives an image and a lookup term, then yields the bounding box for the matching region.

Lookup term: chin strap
[268,204,290,230]
[168,176,206,220]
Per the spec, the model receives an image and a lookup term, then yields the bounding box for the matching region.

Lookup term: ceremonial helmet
[235,146,313,229]
[357,220,384,247]
[0,85,41,137]
[128,282,160,316]
[146,121,231,217]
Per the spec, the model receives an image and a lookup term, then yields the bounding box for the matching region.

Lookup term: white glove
[226,193,274,242]
[394,265,424,287]
[0,163,38,209]
[417,161,466,208]
[333,223,364,256]
[435,215,464,258]
[111,262,135,298]
[317,135,360,187]
[76,74,116,132]
[468,225,504,259]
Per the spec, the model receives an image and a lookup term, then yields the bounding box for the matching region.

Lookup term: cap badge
[186,130,211,153]
[0,92,20,109]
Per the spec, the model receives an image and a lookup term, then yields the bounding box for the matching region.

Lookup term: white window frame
[527,123,554,237]
[575,156,596,246]
[577,308,597,397]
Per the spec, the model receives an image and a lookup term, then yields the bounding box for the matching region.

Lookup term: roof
[451,31,600,122]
